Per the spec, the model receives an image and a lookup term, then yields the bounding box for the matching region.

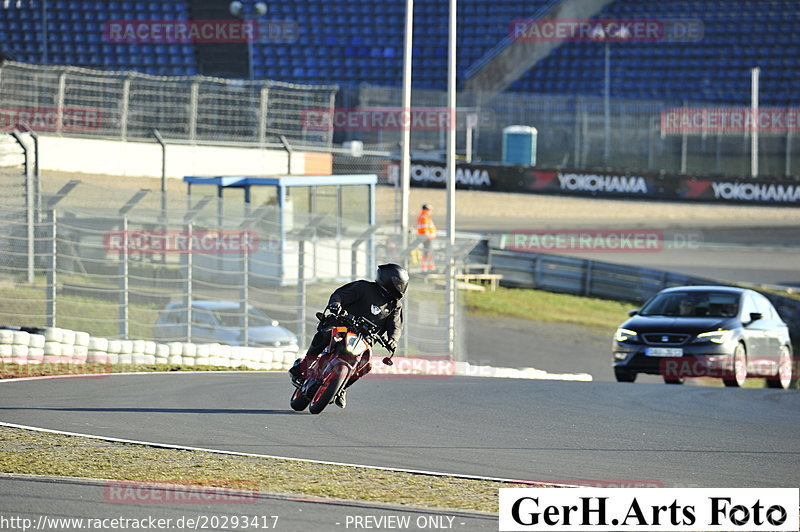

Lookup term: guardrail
[469,240,800,341]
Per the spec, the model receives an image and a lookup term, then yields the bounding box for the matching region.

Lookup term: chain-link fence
[0,170,476,362]
[0,61,338,146]
[350,84,800,178]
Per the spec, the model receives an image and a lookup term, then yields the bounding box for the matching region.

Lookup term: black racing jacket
[321,280,403,344]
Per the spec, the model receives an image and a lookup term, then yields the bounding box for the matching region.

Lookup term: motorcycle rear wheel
[309,363,349,415]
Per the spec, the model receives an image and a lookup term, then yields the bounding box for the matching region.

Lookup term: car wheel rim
[734,346,747,386]
[778,348,792,389]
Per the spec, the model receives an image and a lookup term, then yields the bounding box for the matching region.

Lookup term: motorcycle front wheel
[308,362,349,415]
[289,387,310,411]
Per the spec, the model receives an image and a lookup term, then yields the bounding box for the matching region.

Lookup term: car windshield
[639,292,739,318]
[212,307,276,328]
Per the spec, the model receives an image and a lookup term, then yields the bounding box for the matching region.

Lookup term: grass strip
[0,426,551,512]
[464,287,632,332]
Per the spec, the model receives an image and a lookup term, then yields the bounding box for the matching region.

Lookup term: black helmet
[376,263,409,299]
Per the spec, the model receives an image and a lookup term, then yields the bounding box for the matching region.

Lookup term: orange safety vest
[416,210,436,237]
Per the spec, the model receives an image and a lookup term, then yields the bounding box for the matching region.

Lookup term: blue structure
[183,174,378,284]
[0,0,797,104]
[183,174,377,227]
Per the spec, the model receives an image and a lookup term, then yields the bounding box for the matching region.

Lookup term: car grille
[642,333,691,345]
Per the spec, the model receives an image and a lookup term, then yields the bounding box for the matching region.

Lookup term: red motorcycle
[290,309,395,415]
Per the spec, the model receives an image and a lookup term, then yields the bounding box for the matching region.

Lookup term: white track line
[0,420,578,488]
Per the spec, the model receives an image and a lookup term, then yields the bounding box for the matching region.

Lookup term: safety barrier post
[117,190,149,339]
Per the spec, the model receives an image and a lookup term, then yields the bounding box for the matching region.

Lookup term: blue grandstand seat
[0,0,794,103]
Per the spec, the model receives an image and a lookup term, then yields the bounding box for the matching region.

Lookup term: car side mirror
[627,309,639,317]
[749,312,763,323]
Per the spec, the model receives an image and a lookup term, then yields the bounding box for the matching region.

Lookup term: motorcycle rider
[288,263,409,408]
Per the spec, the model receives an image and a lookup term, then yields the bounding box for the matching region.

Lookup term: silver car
[154,301,298,347]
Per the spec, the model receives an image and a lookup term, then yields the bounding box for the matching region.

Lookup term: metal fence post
[118,215,129,339]
[573,96,581,168]
[584,260,593,297]
[46,209,57,328]
[120,75,131,141]
[181,196,212,342]
[258,84,269,146]
[295,216,326,351]
[44,180,80,328]
[445,252,456,361]
[10,131,34,284]
[24,142,34,285]
[55,72,66,135]
[297,238,306,351]
[280,135,293,174]
[116,190,149,339]
[152,129,167,214]
[680,100,688,174]
[186,222,193,343]
[188,81,199,142]
[241,232,250,347]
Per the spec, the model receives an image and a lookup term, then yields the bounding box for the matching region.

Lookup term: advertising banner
[386,160,800,205]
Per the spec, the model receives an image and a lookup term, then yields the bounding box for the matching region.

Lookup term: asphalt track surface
[0,474,494,532]
[1,373,798,492]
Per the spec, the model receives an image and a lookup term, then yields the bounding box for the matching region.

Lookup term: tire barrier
[0,326,299,372]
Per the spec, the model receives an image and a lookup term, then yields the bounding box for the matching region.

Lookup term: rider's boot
[334,389,346,408]
[288,358,306,386]
[334,361,371,408]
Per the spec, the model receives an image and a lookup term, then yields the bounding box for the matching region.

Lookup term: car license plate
[646,347,683,357]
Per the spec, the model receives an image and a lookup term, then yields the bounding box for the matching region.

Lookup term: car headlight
[614,328,637,342]
[695,330,732,344]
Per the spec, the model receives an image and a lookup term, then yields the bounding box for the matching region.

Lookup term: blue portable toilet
[502,125,538,166]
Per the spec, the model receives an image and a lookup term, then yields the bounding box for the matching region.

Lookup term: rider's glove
[385,338,397,353]
[326,301,343,315]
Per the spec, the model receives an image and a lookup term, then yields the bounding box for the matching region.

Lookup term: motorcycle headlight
[695,330,732,344]
[614,328,637,342]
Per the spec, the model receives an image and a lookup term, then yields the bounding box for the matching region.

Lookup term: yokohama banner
[385,161,800,205]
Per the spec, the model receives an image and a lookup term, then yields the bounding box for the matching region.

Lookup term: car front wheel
[614,368,636,383]
[766,345,795,390]
[723,343,747,388]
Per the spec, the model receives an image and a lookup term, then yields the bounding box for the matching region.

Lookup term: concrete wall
[37,136,332,179]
